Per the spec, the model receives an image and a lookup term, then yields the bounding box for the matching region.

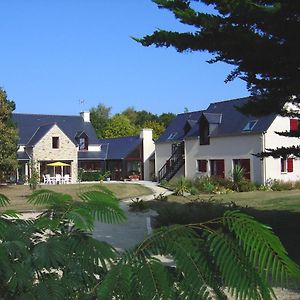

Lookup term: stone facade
[29,125,78,182]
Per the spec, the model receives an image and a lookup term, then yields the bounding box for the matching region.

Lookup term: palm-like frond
[27,189,72,206]
[78,190,126,224]
[223,210,300,286]
[0,193,10,207]
[100,210,300,300]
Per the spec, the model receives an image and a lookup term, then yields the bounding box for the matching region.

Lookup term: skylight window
[243,120,257,131]
[167,132,177,140]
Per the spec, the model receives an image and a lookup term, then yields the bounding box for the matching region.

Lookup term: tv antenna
[79,99,85,112]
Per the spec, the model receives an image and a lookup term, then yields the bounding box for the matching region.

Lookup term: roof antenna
[79,99,85,112]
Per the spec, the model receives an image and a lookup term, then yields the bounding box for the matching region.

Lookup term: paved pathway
[92,181,172,251]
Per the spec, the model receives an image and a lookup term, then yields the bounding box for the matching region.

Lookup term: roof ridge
[13,112,80,118]
[177,110,204,116]
[209,96,250,106]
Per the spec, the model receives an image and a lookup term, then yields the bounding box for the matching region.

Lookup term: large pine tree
[0,88,18,182]
[137,0,300,158]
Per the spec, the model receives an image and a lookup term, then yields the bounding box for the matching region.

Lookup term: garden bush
[80,170,110,182]
[270,179,294,191]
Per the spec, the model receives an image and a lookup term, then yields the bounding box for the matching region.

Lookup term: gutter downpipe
[261,131,267,185]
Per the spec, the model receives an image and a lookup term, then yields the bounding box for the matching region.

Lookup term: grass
[147,189,300,265]
[164,189,300,212]
[0,182,152,211]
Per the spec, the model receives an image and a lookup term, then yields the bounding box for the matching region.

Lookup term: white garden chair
[55,174,62,184]
[45,174,53,184]
[64,174,71,184]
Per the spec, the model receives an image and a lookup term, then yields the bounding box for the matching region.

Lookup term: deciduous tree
[0,88,18,182]
[103,114,136,138]
[90,103,112,138]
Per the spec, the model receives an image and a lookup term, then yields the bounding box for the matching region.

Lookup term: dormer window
[52,137,59,149]
[76,131,89,150]
[79,137,88,150]
[243,120,257,132]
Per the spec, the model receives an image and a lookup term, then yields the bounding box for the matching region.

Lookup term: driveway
[92,181,172,251]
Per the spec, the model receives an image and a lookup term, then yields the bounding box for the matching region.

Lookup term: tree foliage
[0,188,299,299]
[90,103,112,138]
[0,88,18,182]
[137,0,300,158]
[90,104,175,140]
[103,114,137,138]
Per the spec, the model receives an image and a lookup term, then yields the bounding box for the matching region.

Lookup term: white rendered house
[155,98,300,184]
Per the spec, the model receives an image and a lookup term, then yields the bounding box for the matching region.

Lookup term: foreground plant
[0,186,299,299]
[0,186,126,299]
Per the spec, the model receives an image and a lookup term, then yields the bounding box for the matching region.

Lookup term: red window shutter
[290,119,298,132]
[287,158,293,172]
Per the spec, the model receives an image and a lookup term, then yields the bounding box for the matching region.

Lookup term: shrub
[238,179,258,192]
[154,192,168,201]
[270,179,294,191]
[129,197,147,211]
[190,186,199,195]
[173,176,191,196]
[159,179,171,189]
[193,176,216,194]
[81,170,110,182]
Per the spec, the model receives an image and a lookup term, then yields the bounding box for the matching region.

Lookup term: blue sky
[0,0,248,116]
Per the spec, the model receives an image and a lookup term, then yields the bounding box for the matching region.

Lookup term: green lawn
[0,182,152,211]
[165,189,300,212]
[148,189,300,265]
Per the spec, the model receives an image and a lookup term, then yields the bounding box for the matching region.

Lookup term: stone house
[13,112,155,182]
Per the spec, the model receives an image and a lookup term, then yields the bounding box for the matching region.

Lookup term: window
[52,137,59,149]
[243,120,257,131]
[290,119,298,132]
[233,159,251,180]
[210,159,225,178]
[197,160,207,172]
[79,137,88,150]
[167,132,177,140]
[281,157,293,173]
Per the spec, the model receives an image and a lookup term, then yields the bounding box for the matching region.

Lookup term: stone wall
[32,125,78,182]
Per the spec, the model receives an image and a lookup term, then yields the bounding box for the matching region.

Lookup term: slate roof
[98,136,142,160]
[203,97,276,137]
[156,111,203,143]
[78,148,108,160]
[157,97,277,142]
[26,124,56,146]
[17,151,30,161]
[13,113,99,146]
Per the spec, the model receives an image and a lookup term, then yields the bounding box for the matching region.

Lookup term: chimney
[140,128,155,181]
[80,111,90,122]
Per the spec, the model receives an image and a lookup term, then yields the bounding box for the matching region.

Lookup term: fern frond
[98,262,133,300]
[207,231,273,300]
[223,210,300,286]
[67,207,94,231]
[27,189,72,207]
[33,277,66,300]
[79,190,126,224]
[0,193,10,207]
[32,236,67,269]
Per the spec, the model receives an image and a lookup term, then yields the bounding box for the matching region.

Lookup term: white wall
[264,116,300,182]
[155,142,173,177]
[185,134,263,183]
[140,129,155,180]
